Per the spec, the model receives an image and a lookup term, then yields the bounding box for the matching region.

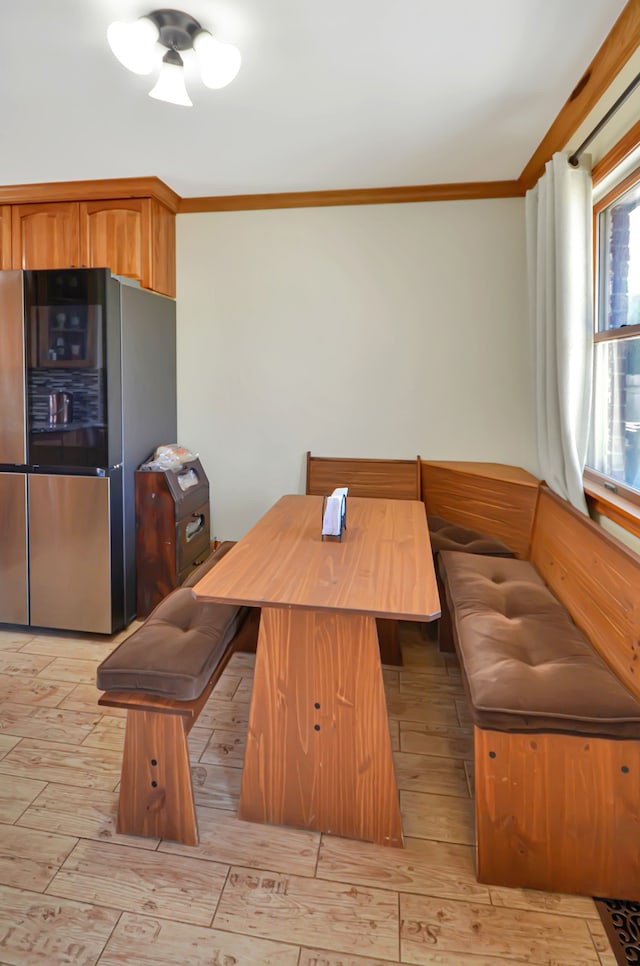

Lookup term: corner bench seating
[97,541,258,846]
[439,485,640,901]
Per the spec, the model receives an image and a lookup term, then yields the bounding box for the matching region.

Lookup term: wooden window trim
[594,322,640,344]
[587,144,640,535]
[584,469,640,540]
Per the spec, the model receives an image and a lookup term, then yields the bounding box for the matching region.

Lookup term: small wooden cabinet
[8,191,176,297]
[135,458,211,618]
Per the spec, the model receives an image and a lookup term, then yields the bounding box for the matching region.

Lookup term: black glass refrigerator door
[24,269,110,469]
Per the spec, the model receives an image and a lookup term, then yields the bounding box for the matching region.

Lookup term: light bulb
[148,50,193,107]
[108,17,159,75]
[193,30,241,89]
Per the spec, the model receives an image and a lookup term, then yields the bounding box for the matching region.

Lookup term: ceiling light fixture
[107,9,241,107]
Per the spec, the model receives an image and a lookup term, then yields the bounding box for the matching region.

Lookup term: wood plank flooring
[0,621,612,965]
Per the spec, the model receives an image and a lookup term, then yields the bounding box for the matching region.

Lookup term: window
[587,167,640,508]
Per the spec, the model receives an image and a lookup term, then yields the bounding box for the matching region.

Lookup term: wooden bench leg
[435,572,455,653]
[117,709,198,846]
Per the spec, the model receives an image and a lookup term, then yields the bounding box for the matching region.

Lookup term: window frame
[585,157,640,529]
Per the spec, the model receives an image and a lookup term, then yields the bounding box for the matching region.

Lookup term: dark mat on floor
[595,899,640,965]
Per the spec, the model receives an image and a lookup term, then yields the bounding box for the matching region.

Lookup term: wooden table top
[193,494,440,621]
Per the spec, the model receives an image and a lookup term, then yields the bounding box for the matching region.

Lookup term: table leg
[239,607,403,847]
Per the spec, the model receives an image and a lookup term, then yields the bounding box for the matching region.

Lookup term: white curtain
[526,152,593,513]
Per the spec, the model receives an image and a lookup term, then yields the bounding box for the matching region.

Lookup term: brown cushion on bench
[96,588,246,701]
[428,515,514,557]
[439,551,640,739]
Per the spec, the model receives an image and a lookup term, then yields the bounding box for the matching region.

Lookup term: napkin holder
[321,487,348,542]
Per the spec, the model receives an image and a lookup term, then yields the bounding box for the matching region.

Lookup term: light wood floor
[0,620,615,966]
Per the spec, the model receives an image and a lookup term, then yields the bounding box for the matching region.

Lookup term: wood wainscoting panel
[421,461,540,558]
[531,485,640,701]
[474,727,640,901]
[239,607,403,846]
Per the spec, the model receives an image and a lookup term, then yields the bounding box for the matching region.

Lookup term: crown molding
[178,180,525,213]
[0,177,181,212]
[519,0,640,190]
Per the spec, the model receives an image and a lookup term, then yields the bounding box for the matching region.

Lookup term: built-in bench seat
[427,514,515,647]
[97,540,258,845]
[439,485,640,901]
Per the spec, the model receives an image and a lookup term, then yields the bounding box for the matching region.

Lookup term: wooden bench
[306,451,422,501]
[97,543,259,846]
[306,452,422,665]
[421,460,540,559]
[439,485,640,900]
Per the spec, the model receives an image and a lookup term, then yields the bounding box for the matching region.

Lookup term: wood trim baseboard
[0,177,181,212]
[519,0,640,190]
[178,180,525,213]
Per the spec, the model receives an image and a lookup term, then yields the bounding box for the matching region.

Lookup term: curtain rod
[569,70,640,167]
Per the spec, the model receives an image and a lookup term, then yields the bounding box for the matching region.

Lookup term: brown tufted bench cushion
[96,541,248,701]
[427,516,515,650]
[96,588,246,700]
[428,515,514,557]
[438,550,640,739]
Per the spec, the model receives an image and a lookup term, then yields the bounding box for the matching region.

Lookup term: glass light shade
[149,61,193,107]
[193,30,241,89]
[107,17,159,75]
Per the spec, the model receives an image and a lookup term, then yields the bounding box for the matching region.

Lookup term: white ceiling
[3,0,630,198]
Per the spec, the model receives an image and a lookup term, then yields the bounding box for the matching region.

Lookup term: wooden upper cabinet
[79,199,151,288]
[0,206,11,270]
[8,193,176,298]
[11,202,80,270]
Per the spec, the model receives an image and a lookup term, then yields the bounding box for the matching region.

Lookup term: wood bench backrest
[306,452,421,500]
[530,486,640,701]
[421,461,540,558]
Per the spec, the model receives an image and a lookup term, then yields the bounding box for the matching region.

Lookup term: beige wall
[176,198,535,540]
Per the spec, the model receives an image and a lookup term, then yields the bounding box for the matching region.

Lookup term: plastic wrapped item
[177,469,199,491]
[139,444,197,472]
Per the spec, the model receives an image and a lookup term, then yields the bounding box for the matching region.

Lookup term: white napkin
[322,487,348,536]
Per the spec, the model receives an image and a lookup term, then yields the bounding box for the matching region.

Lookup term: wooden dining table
[193,493,440,847]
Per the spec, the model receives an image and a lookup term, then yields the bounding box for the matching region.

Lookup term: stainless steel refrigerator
[0,268,176,634]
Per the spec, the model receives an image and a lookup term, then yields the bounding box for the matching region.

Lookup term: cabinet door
[79,198,150,287]
[0,205,12,269]
[11,202,81,269]
[29,474,112,633]
[149,199,176,298]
